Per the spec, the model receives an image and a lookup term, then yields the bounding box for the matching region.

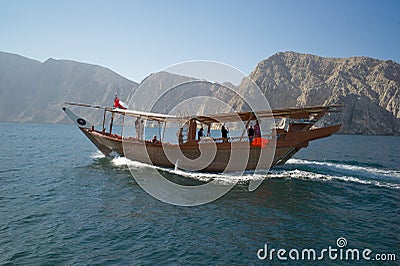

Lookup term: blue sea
[0,122,399,264]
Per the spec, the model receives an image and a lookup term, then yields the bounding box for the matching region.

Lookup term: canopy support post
[121,114,125,137]
[162,121,167,142]
[158,121,162,142]
[109,112,114,134]
[240,117,252,141]
[102,109,107,134]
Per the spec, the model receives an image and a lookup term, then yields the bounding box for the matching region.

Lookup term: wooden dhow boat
[63,103,342,172]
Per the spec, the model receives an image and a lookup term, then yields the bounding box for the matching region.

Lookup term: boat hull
[80,124,340,172]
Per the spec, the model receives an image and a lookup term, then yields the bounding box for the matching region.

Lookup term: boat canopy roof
[65,102,342,124]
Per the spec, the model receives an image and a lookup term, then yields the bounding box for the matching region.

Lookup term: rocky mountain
[133,71,240,115]
[1,51,399,135]
[0,52,138,124]
[132,53,400,135]
[245,52,400,135]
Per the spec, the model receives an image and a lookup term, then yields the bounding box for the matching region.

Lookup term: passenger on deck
[221,125,228,142]
[178,128,184,144]
[151,135,158,144]
[198,127,204,140]
[139,119,144,140]
[247,125,255,142]
[135,117,140,139]
[254,121,261,138]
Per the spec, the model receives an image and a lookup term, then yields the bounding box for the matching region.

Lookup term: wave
[110,156,265,185]
[278,158,400,190]
[101,155,400,190]
[325,159,385,169]
[269,169,400,190]
[285,158,400,180]
[90,151,106,159]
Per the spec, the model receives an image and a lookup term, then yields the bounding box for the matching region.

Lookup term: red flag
[114,96,128,109]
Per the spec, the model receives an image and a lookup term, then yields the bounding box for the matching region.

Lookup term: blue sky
[1,0,399,82]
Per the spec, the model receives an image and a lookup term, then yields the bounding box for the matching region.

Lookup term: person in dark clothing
[198,127,204,140]
[254,121,261,138]
[221,125,228,142]
[247,125,255,142]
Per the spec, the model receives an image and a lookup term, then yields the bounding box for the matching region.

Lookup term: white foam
[333,175,400,189]
[268,169,333,181]
[110,156,266,184]
[111,156,129,167]
[90,151,105,159]
[286,158,400,179]
[107,156,400,190]
[269,168,400,190]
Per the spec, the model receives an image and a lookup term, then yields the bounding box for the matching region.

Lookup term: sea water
[0,122,399,264]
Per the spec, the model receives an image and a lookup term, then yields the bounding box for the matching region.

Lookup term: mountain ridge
[0,52,138,124]
[0,51,399,135]
[243,51,399,135]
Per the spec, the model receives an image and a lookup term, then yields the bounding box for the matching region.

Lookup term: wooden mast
[187,119,197,143]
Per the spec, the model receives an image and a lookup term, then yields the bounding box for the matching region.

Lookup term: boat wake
[90,151,106,159]
[274,158,400,190]
[285,158,400,180]
[109,155,265,185]
[92,152,400,190]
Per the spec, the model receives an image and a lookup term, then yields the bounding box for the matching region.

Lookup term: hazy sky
[1,0,399,82]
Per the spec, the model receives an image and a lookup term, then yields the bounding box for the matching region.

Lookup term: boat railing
[199,133,275,144]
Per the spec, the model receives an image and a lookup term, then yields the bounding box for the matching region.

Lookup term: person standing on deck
[221,125,228,142]
[247,125,255,142]
[198,127,204,140]
[254,121,261,138]
[135,117,140,139]
[139,119,144,140]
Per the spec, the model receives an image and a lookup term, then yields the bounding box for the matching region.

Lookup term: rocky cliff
[246,52,400,135]
[0,52,138,124]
